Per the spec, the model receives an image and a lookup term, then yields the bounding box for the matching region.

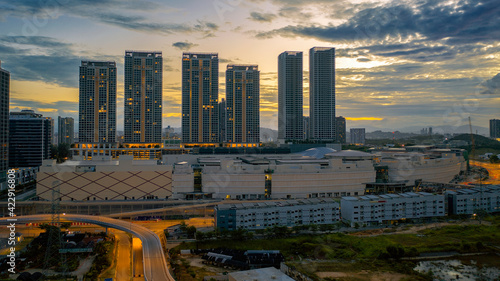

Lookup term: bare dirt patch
[317,271,410,281]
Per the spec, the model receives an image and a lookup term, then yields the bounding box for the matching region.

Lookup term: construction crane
[469,116,476,160]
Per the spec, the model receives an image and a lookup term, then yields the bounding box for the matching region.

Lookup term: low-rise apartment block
[341,192,445,226]
[446,186,500,215]
[215,198,340,230]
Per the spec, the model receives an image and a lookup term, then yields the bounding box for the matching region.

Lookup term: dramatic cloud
[172,41,198,50]
[249,12,277,22]
[480,73,500,95]
[0,0,218,37]
[257,0,500,45]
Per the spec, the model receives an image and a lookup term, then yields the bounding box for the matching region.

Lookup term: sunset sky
[0,0,499,133]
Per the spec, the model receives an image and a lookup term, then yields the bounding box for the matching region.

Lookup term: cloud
[256,0,500,46]
[97,13,219,36]
[346,117,383,121]
[249,12,276,22]
[1,36,71,48]
[278,6,312,21]
[480,73,500,95]
[0,0,219,37]
[172,41,198,51]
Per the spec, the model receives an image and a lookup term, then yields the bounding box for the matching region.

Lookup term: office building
[219,98,226,143]
[215,198,340,230]
[58,116,74,145]
[309,47,336,141]
[79,61,116,143]
[225,65,260,145]
[124,51,163,143]
[9,110,52,168]
[350,128,365,145]
[278,51,303,142]
[341,192,445,226]
[0,62,9,189]
[182,53,219,145]
[490,119,500,139]
[335,116,346,143]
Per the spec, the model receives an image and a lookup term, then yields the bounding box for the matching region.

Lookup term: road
[133,237,145,281]
[470,161,500,185]
[115,232,132,281]
[0,214,174,281]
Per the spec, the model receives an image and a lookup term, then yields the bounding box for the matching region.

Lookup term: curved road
[0,214,173,281]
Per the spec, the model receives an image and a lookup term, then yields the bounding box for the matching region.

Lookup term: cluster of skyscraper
[278,48,344,143]
[79,53,164,144]
[78,51,261,147]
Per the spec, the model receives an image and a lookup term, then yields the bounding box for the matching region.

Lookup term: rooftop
[228,267,294,281]
[217,198,339,211]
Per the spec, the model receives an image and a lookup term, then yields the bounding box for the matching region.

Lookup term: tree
[386,245,405,261]
[60,222,72,231]
[490,155,500,163]
[186,226,197,239]
[50,143,71,163]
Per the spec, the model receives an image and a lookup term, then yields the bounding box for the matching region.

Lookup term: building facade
[0,62,9,189]
[335,116,346,144]
[446,186,500,215]
[124,51,163,143]
[182,53,219,145]
[9,110,52,168]
[303,116,310,140]
[215,198,340,230]
[490,119,500,139]
[350,128,365,145]
[219,98,226,143]
[37,156,172,201]
[225,65,260,145]
[341,192,445,226]
[79,61,116,143]
[278,51,303,142]
[309,47,335,141]
[58,116,74,145]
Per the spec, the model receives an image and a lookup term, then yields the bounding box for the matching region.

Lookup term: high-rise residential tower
[124,51,163,143]
[58,116,74,145]
[0,62,9,189]
[335,116,346,144]
[490,119,500,139]
[9,110,52,168]
[182,52,219,144]
[278,51,303,142]
[79,61,116,143]
[219,98,226,143]
[226,65,260,145]
[310,47,336,141]
[350,128,366,145]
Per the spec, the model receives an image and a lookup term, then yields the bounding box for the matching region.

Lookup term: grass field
[173,215,500,280]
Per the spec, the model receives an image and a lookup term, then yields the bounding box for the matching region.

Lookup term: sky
[0,0,499,134]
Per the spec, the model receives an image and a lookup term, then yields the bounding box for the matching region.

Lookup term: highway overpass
[0,214,174,281]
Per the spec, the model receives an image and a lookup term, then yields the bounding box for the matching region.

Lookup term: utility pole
[43,181,67,278]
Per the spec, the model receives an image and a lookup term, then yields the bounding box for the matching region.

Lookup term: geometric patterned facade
[37,157,172,201]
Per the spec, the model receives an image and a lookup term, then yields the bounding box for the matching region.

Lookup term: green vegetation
[173,216,500,280]
[450,134,500,158]
[84,239,114,280]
